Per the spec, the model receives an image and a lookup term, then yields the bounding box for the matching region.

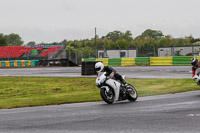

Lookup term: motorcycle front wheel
[126,84,138,102]
[100,87,115,104]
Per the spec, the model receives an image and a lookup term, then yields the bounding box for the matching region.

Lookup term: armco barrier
[82,56,196,66]
[150,57,173,66]
[21,60,26,67]
[35,60,39,66]
[5,61,10,67]
[135,57,149,66]
[17,60,21,67]
[83,57,150,66]
[28,60,31,66]
[173,56,192,65]
[121,58,135,66]
[31,60,38,66]
[1,61,5,67]
[96,58,108,66]
[14,61,18,67]
[108,58,121,66]
[25,61,28,67]
[0,60,39,68]
[25,60,31,67]
[10,60,14,67]
[196,56,200,60]
[83,58,96,62]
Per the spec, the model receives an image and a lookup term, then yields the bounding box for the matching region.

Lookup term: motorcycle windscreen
[97,72,106,77]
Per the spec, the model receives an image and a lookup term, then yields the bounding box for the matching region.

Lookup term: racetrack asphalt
[0,66,199,133]
[0,91,200,133]
[0,66,192,79]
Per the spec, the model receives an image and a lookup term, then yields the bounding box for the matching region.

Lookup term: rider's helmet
[95,62,104,73]
[191,57,199,67]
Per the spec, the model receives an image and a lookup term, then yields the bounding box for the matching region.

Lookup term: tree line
[1,29,200,57]
[59,29,200,57]
[0,33,24,46]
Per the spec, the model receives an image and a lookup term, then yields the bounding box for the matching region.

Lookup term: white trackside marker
[187,114,200,117]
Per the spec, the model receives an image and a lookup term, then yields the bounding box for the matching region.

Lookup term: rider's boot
[122,79,128,86]
[121,79,128,90]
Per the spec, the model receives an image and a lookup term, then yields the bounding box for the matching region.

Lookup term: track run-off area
[0,66,200,133]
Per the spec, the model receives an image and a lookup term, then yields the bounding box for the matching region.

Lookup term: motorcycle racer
[191,57,200,85]
[95,62,128,86]
[191,57,199,77]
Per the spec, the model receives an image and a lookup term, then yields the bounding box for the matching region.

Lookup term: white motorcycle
[194,68,200,85]
[96,72,138,104]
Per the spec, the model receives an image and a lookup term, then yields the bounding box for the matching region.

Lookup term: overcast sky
[0,0,200,44]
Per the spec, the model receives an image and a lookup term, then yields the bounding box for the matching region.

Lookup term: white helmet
[95,62,104,73]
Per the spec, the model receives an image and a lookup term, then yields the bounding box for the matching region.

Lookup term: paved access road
[0,66,192,79]
[0,91,200,133]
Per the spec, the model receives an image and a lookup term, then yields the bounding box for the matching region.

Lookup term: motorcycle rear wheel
[100,87,115,104]
[126,84,138,102]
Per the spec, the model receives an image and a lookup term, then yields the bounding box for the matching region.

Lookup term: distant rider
[95,62,128,86]
[191,57,200,85]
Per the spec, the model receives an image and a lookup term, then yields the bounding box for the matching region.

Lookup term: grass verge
[0,77,199,109]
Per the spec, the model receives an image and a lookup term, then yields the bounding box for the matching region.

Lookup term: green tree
[0,33,7,46]
[121,30,133,41]
[59,29,200,58]
[157,35,172,47]
[27,41,36,46]
[5,33,24,46]
[105,31,123,42]
[61,39,68,45]
[140,29,164,39]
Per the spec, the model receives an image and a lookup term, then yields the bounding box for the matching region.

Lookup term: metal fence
[66,49,137,65]
[66,49,96,65]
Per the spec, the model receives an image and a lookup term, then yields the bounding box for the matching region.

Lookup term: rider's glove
[107,72,115,79]
[110,72,115,78]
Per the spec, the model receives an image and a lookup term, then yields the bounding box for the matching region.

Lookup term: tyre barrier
[81,61,97,75]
